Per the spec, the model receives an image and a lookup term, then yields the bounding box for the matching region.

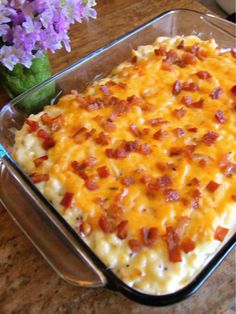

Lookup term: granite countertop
[0,0,235,313]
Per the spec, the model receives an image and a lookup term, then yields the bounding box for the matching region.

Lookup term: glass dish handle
[0,145,106,288]
[203,13,236,38]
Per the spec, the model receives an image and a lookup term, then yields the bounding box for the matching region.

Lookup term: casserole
[0,9,235,306]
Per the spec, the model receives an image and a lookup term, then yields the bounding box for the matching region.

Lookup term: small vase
[0,53,56,114]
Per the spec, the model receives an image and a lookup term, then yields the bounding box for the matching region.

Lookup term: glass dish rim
[1,8,236,306]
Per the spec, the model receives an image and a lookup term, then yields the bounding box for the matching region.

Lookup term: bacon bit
[192,188,202,201]
[33,155,48,167]
[148,117,168,126]
[127,95,144,106]
[182,52,197,65]
[154,45,167,56]
[175,216,191,237]
[165,49,179,64]
[141,227,159,247]
[97,166,110,178]
[99,215,114,233]
[71,160,86,172]
[161,61,172,71]
[142,128,150,136]
[164,189,180,202]
[157,175,172,189]
[128,239,142,253]
[129,123,142,138]
[231,49,236,58]
[202,131,219,146]
[206,180,220,193]
[181,198,189,206]
[172,107,186,119]
[232,195,236,201]
[100,85,111,95]
[107,204,125,220]
[181,95,192,106]
[60,192,74,208]
[214,226,228,241]
[40,113,52,125]
[191,98,204,108]
[192,153,214,167]
[85,180,99,191]
[231,85,236,96]
[36,129,51,140]
[137,143,152,155]
[189,177,200,186]
[51,115,63,132]
[211,87,223,99]
[215,110,226,123]
[106,148,128,159]
[172,80,182,96]
[85,102,100,111]
[25,119,39,133]
[30,173,49,183]
[177,40,184,49]
[77,171,88,181]
[123,140,138,152]
[173,127,184,138]
[181,238,196,253]
[156,162,175,172]
[187,127,197,133]
[169,147,183,157]
[115,100,131,116]
[116,220,129,239]
[147,181,160,194]
[196,71,212,79]
[153,129,168,140]
[219,154,236,176]
[107,111,118,122]
[79,222,92,237]
[101,120,116,132]
[166,226,182,263]
[72,127,89,144]
[43,138,55,150]
[85,156,97,168]
[140,174,152,186]
[95,131,111,146]
[121,176,135,186]
[182,81,199,91]
[185,44,200,55]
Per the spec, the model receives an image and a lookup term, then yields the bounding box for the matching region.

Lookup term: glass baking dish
[0,9,235,306]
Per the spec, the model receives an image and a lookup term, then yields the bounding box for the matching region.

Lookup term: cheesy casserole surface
[13,36,236,294]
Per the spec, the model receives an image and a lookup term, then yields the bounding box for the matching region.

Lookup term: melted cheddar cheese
[13,36,236,294]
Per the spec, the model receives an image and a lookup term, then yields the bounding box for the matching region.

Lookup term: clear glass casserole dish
[0,9,235,306]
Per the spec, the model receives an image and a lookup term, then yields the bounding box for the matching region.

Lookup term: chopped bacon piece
[189,177,200,186]
[177,40,184,49]
[40,113,52,125]
[182,81,199,91]
[99,215,114,233]
[72,127,89,144]
[115,100,131,116]
[192,153,214,167]
[154,45,167,56]
[141,227,159,247]
[192,188,202,200]
[165,49,179,64]
[231,85,236,96]
[173,128,185,138]
[30,173,49,183]
[121,176,135,186]
[116,220,129,239]
[214,226,228,241]
[172,107,186,119]
[51,115,63,132]
[231,49,236,58]
[107,204,125,220]
[181,237,196,253]
[140,174,152,186]
[60,192,74,208]
[85,102,100,111]
[166,226,182,263]
[131,55,137,64]
[128,239,142,253]
[175,216,191,237]
[123,140,138,152]
[196,71,211,79]
[106,148,128,159]
[79,222,92,236]
[164,189,180,202]
[97,166,110,178]
[85,180,99,191]
[33,155,48,167]
[156,162,175,172]
[161,61,172,71]
[37,129,51,140]
[181,95,192,106]
[215,110,226,123]
[206,180,220,193]
[232,195,236,201]
[211,87,223,99]
[25,119,39,133]
[148,117,168,126]
[84,156,97,168]
[107,111,118,122]
[129,123,142,138]
[95,131,111,145]
[43,138,55,150]
[153,129,168,140]
[191,98,204,108]
[137,143,152,155]
[182,52,197,65]
[101,120,116,132]
[187,127,197,133]
[172,80,182,96]
[157,175,172,189]
[202,131,219,146]
[127,95,144,106]
[100,85,111,95]
[218,154,236,177]
[169,147,183,157]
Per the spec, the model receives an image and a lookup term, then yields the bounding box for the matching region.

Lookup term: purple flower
[0,0,97,70]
